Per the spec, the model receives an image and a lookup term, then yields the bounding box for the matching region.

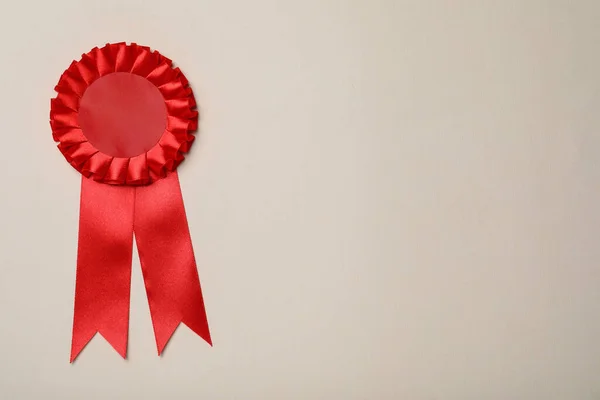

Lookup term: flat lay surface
[0,1,599,399]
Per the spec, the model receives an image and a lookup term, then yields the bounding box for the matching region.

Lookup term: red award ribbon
[50,43,212,362]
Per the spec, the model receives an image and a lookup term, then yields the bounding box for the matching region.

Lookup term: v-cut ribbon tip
[70,330,128,363]
[154,319,213,356]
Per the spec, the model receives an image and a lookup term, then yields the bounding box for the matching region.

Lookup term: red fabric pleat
[71,177,135,362]
[134,171,212,354]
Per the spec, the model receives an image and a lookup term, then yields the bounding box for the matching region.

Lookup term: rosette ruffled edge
[50,42,198,185]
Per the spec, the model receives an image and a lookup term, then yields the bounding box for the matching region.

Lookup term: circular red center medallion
[78,72,167,158]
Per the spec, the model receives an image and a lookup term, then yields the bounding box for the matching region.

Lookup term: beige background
[0,0,599,399]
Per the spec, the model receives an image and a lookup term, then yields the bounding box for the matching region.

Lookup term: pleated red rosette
[50,43,211,362]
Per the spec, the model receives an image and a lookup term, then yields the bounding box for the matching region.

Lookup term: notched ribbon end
[70,330,128,363]
[155,319,212,356]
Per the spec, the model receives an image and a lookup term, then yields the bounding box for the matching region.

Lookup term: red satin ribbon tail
[71,177,135,362]
[134,172,212,355]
